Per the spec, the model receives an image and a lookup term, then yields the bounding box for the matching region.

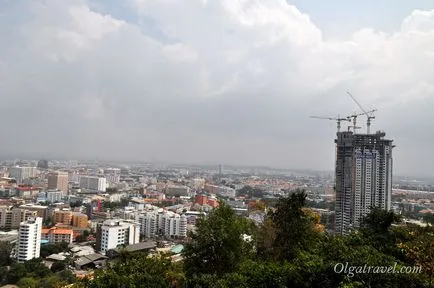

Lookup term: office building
[79,176,107,192]
[41,227,74,244]
[335,131,394,235]
[99,220,140,255]
[16,217,42,263]
[47,172,69,194]
[8,167,37,184]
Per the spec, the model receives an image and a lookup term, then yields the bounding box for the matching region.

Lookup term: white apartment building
[16,217,42,263]
[8,166,37,184]
[138,211,187,239]
[46,190,63,203]
[79,176,107,192]
[99,220,140,255]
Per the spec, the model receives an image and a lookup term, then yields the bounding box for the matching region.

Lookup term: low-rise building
[41,227,74,244]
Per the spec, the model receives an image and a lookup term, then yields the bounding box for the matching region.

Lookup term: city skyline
[2,1,434,177]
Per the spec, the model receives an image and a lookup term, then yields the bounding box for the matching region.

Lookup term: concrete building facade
[335,131,394,235]
[47,172,69,194]
[99,220,140,255]
[16,217,42,263]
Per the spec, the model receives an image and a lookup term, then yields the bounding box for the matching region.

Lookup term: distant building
[190,178,205,190]
[8,167,37,184]
[79,176,107,192]
[41,227,74,244]
[105,168,121,184]
[16,217,42,263]
[99,220,140,255]
[204,184,235,198]
[16,186,40,199]
[46,190,63,203]
[335,131,394,235]
[165,185,190,197]
[37,160,49,169]
[138,211,187,239]
[47,172,69,194]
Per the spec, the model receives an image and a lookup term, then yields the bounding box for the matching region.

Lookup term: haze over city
[2,0,434,177]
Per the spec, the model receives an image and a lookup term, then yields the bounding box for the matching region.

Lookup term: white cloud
[1,0,434,176]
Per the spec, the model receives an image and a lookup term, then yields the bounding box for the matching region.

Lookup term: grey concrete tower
[334,131,394,235]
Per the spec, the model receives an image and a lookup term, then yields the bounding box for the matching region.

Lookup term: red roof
[17,186,39,191]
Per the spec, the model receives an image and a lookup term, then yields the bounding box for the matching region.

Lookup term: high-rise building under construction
[334,131,394,235]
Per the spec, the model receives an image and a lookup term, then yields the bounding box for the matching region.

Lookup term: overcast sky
[1,0,434,177]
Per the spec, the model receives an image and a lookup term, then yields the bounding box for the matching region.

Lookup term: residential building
[99,220,140,255]
[41,227,73,244]
[53,210,73,226]
[16,186,40,199]
[72,213,88,228]
[8,166,37,184]
[0,207,37,229]
[47,172,69,194]
[46,190,63,203]
[335,131,394,235]
[138,211,187,239]
[16,217,42,263]
[79,176,107,192]
[19,204,48,220]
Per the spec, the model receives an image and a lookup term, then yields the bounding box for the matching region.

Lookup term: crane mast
[346,91,376,134]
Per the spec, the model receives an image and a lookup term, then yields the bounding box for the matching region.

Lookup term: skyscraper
[334,131,394,235]
[47,171,69,194]
[16,217,42,263]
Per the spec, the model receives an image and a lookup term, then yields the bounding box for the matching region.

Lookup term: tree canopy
[71,189,433,287]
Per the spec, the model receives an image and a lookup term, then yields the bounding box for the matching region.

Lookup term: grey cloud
[1,0,434,176]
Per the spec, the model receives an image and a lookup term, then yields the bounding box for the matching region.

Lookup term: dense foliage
[2,258,76,288]
[78,189,432,288]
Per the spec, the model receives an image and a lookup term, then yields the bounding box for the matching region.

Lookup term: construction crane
[310,115,351,133]
[346,91,377,134]
[348,110,376,133]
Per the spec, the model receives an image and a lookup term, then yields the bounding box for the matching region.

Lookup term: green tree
[360,208,402,255]
[17,277,39,288]
[78,253,182,288]
[183,202,253,277]
[7,263,27,283]
[51,261,66,273]
[422,212,434,225]
[0,241,13,266]
[265,190,322,261]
